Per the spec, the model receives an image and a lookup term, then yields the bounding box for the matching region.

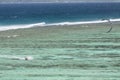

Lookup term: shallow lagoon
[0,23,120,80]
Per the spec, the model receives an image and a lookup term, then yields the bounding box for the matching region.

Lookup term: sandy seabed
[0,22,120,80]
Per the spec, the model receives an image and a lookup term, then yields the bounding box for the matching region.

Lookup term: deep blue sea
[0,2,120,29]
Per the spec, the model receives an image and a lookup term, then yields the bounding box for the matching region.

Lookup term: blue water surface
[0,2,120,25]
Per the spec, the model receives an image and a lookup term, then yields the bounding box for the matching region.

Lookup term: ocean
[0,2,120,30]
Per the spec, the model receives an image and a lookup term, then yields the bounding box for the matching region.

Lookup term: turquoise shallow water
[0,24,120,80]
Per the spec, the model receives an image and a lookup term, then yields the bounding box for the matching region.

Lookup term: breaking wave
[0,18,120,31]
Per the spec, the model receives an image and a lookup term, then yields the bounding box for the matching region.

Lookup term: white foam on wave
[47,18,120,26]
[109,18,120,22]
[0,18,120,31]
[47,20,108,26]
[0,22,46,31]
[0,55,34,60]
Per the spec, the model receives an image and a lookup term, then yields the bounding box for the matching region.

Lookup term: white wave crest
[47,18,120,26]
[0,55,34,60]
[0,22,46,31]
[0,18,120,31]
